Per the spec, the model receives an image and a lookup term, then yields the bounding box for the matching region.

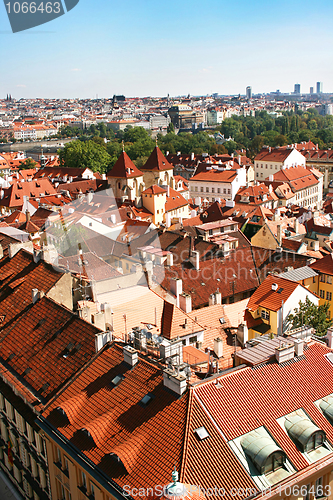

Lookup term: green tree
[123,126,150,143]
[59,140,111,173]
[287,297,333,336]
[20,158,37,169]
[167,122,175,134]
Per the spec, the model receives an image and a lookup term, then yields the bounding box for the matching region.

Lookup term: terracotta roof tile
[142,146,173,172]
[192,342,333,477]
[247,274,302,312]
[42,343,188,491]
[107,151,144,178]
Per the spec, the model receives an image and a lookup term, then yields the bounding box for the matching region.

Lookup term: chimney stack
[163,368,187,395]
[293,338,304,357]
[214,337,223,358]
[179,293,192,313]
[170,278,183,307]
[275,343,295,364]
[123,345,138,367]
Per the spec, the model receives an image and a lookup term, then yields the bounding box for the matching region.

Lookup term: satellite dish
[152,334,159,343]
[141,328,148,336]
[156,336,164,345]
[145,331,152,340]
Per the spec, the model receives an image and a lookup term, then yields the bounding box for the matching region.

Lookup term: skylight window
[140,393,155,407]
[195,426,210,440]
[219,317,226,324]
[111,374,125,387]
[40,382,50,393]
[277,287,284,294]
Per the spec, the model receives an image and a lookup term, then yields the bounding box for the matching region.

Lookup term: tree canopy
[59,140,111,173]
[56,109,333,172]
[287,297,333,336]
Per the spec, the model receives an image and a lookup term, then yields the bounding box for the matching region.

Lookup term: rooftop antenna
[122,140,125,152]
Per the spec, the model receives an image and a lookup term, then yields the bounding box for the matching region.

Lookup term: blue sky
[1,0,332,98]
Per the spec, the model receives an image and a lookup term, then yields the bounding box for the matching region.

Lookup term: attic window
[111,374,125,387]
[22,367,32,376]
[109,453,122,464]
[62,343,75,358]
[81,428,94,442]
[40,382,50,393]
[140,393,155,407]
[36,318,46,328]
[195,426,210,440]
[277,288,284,294]
[56,407,69,420]
[7,353,15,362]
[219,317,226,324]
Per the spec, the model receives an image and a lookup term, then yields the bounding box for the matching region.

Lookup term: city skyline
[0,0,332,99]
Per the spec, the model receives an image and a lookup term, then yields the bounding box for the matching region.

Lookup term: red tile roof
[0,296,99,401]
[192,342,333,475]
[190,169,237,183]
[107,151,144,178]
[0,249,68,327]
[142,146,173,171]
[310,253,333,276]
[161,301,203,340]
[0,178,57,209]
[142,185,166,195]
[247,274,301,312]
[156,247,259,308]
[165,188,189,212]
[182,393,256,500]
[254,147,294,162]
[42,343,188,491]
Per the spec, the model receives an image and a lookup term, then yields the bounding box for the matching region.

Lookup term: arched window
[262,451,286,474]
[284,414,326,453]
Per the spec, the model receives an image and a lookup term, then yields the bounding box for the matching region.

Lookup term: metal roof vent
[195,426,210,440]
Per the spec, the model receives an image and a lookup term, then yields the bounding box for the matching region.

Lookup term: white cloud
[16,84,26,88]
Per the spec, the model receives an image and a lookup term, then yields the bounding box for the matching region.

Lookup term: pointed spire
[156,136,158,147]
[107,150,143,178]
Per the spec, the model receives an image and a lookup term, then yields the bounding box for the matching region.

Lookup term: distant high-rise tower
[294,84,301,94]
[310,87,314,94]
[316,82,323,94]
[246,86,252,99]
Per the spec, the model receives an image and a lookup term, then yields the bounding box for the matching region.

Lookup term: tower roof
[107,151,143,178]
[142,146,173,171]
